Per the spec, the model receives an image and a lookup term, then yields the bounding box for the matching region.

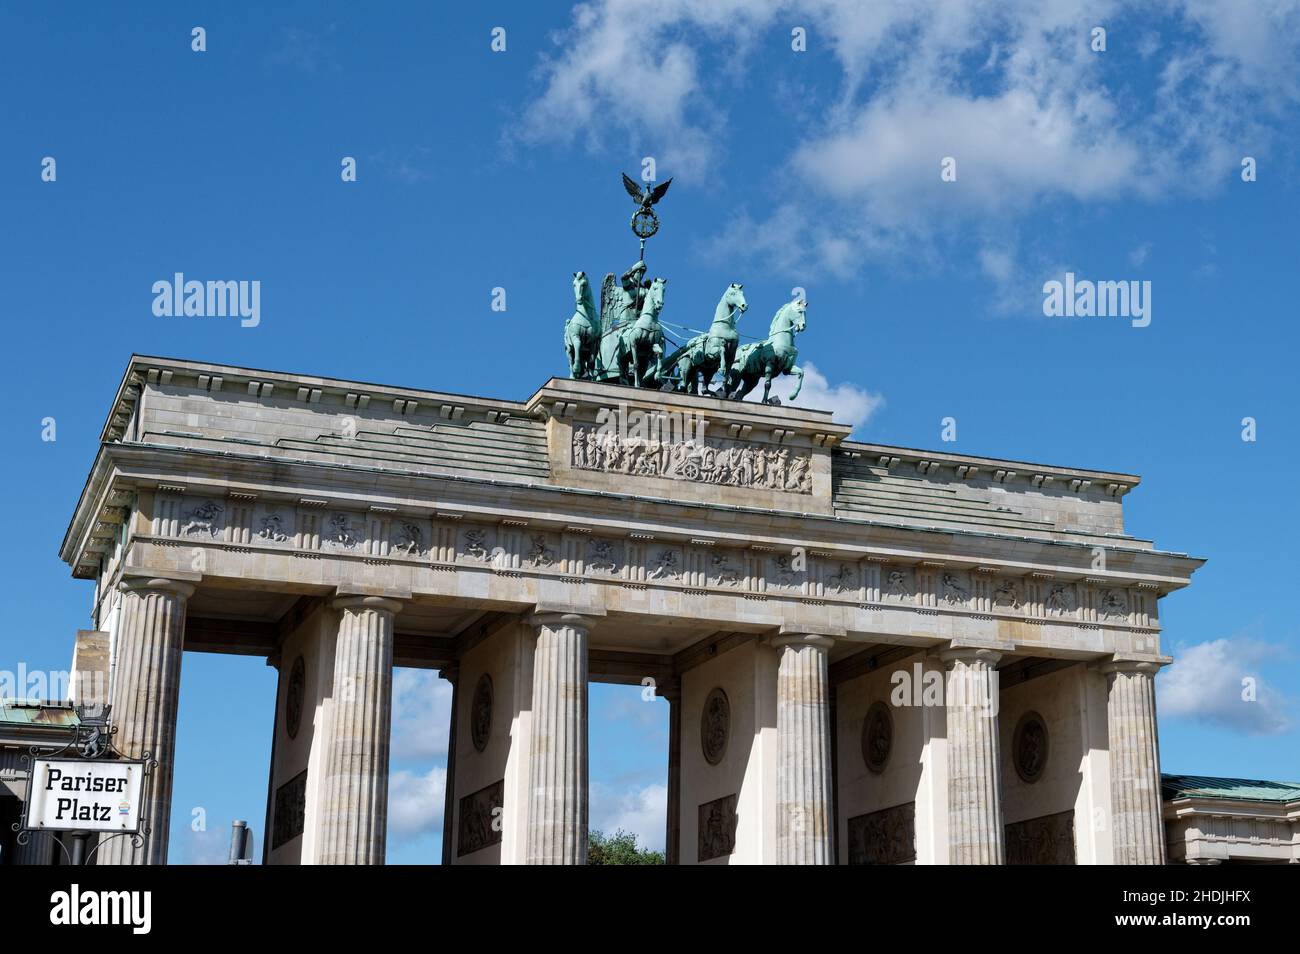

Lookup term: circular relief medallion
[862,701,893,774]
[470,674,493,753]
[1013,711,1049,783]
[285,655,306,740]
[700,687,730,765]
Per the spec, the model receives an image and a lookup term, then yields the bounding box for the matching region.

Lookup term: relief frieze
[570,423,813,494]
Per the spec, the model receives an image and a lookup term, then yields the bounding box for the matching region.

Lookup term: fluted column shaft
[100,577,194,866]
[942,648,1005,864]
[775,634,834,865]
[1103,659,1166,864]
[317,596,400,865]
[526,613,589,864]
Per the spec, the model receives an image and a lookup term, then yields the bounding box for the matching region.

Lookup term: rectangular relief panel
[1005,809,1076,865]
[847,802,916,865]
[697,793,738,862]
[272,769,308,850]
[457,779,505,858]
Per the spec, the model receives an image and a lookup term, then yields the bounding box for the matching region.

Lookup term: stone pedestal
[526,613,590,865]
[99,577,194,866]
[1103,659,1166,864]
[941,647,1005,865]
[317,595,400,865]
[774,634,834,865]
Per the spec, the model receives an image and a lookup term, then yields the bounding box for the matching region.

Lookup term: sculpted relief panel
[1006,810,1076,865]
[698,793,738,862]
[570,424,813,494]
[847,803,916,865]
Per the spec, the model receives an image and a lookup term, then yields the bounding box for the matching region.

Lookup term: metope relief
[324,512,362,550]
[884,569,913,602]
[462,528,490,562]
[1046,583,1077,616]
[647,548,680,581]
[710,552,742,588]
[941,572,970,607]
[392,520,425,556]
[588,539,618,575]
[258,511,290,543]
[526,533,556,568]
[1099,588,1129,621]
[824,562,857,595]
[770,553,801,589]
[181,500,223,538]
[993,579,1021,610]
[570,424,813,494]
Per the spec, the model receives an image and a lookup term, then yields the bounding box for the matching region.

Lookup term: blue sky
[1,2,1296,863]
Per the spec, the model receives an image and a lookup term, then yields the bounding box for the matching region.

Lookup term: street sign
[24,758,145,833]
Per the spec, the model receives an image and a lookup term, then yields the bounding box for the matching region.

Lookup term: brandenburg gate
[60,351,1200,864]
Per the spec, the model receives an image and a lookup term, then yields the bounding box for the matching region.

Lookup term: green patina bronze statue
[564,271,600,379]
[663,283,746,397]
[726,298,806,404]
[562,174,808,404]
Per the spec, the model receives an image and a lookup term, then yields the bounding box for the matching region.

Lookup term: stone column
[774,634,834,865]
[317,595,400,865]
[658,679,682,865]
[100,577,194,866]
[526,613,589,865]
[439,663,460,865]
[941,647,1005,865]
[1102,658,1166,864]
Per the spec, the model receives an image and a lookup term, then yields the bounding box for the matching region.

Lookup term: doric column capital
[1095,654,1171,678]
[332,594,404,616]
[771,633,835,653]
[118,575,196,600]
[529,611,596,636]
[939,644,1004,669]
[439,661,460,685]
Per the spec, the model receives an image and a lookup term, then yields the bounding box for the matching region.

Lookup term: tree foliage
[587,829,665,865]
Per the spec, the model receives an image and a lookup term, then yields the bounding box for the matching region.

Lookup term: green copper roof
[0,700,80,728]
[1162,774,1300,803]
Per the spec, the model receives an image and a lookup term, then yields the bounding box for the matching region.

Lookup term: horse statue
[726,298,806,404]
[563,271,600,379]
[621,276,667,387]
[667,283,747,396]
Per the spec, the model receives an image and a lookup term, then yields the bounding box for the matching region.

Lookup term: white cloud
[391,668,452,761]
[778,361,883,433]
[387,765,447,838]
[176,826,231,865]
[590,781,667,852]
[1159,638,1292,735]
[1128,242,1152,267]
[517,1,1300,279]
